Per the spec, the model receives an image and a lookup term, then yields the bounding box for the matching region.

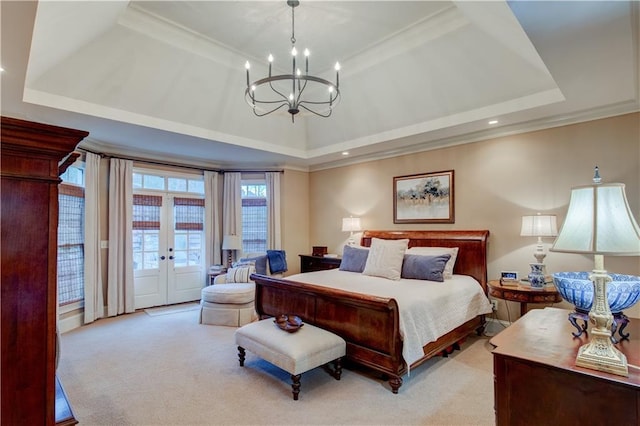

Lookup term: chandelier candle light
[550,167,640,377]
[244,0,340,122]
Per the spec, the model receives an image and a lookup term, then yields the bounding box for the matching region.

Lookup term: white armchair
[199,252,286,326]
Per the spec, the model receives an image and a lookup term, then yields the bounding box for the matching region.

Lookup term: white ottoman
[234,319,346,400]
[199,283,256,327]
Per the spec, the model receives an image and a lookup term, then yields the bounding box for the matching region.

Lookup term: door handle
[169,256,174,260]
[160,256,166,260]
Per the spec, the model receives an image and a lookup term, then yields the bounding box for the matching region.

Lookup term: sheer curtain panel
[83,152,104,323]
[266,172,282,249]
[204,171,221,268]
[107,158,134,316]
[223,172,242,260]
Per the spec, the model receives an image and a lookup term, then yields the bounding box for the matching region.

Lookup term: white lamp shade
[341,217,362,232]
[222,234,241,250]
[520,214,558,237]
[551,183,640,255]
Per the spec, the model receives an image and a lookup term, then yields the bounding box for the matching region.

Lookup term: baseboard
[59,311,84,333]
[486,317,511,327]
[482,317,512,337]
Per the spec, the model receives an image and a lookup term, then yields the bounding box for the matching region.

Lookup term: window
[58,165,85,307]
[173,198,204,267]
[241,181,267,252]
[133,172,204,195]
[132,194,162,271]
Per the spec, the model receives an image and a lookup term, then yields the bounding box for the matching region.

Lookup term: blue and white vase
[528,263,546,288]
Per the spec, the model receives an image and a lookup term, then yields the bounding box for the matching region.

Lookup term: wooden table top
[487,279,561,297]
[490,307,640,388]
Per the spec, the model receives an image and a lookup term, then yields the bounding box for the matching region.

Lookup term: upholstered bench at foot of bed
[199,283,257,327]
[234,319,346,400]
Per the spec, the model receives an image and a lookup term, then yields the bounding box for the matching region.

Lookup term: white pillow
[225,265,256,283]
[362,238,409,280]
[406,246,459,279]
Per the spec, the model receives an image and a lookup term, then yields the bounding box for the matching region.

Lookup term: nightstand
[299,254,341,273]
[488,279,562,317]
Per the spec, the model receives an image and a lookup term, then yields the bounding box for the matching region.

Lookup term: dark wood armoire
[1,116,88,425]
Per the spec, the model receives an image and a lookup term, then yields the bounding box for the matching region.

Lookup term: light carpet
[58,308,498,425]
[144,302,201,316]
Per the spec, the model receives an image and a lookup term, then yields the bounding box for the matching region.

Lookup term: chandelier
[244,0,341,123]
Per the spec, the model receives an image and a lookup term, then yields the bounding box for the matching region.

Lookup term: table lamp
[550,167,640,377]
[342,216,362,246]
[520,213,558,287]
[222,234,241,267]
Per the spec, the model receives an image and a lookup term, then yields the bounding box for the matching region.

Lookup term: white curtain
[107,158,134,316]
[265,172,282,249]
[204,171,221,268]
[222,172,242,262]
[83,152,104,324]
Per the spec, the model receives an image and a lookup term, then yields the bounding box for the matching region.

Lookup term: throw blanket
[267,250,288,274]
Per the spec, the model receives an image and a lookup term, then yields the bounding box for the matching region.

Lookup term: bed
[251,230,491,393]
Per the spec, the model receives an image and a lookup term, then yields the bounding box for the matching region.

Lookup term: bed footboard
[252,274,406,380]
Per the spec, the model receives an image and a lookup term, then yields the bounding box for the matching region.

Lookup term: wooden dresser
[490,307,640,426]
[1,117,88,425]
[299,254,341,273]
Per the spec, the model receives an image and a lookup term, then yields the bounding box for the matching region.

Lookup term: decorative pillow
[406,247,459,279]
[339,245,369,273]
[238,255,268,275]
[362,238,409,280]
[401,254,451,282]
[225,265,256,283]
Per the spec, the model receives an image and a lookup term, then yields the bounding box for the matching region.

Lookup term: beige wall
[281,169,310,275]
[308,113,640,320]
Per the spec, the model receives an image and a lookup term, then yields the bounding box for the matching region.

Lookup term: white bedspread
[284,270,493,367]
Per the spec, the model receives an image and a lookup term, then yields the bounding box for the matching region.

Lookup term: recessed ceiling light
[488,120,498,125]
[342,151,349,156]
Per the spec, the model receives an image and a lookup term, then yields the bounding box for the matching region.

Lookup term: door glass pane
[188,233,202,266]
[143,251,159,269]
[133,230,160,271]
[174,251,188,267]
[144,233,159,251]
[174,233,188,250]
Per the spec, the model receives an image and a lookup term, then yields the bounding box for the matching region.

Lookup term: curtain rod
[76,147,283,174]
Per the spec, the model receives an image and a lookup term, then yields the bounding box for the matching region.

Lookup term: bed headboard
[361,230,489,291]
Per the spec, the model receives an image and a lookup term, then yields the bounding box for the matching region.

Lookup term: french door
[133,192,205,309]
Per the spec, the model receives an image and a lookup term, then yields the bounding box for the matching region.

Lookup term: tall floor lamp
[550,168,640,377]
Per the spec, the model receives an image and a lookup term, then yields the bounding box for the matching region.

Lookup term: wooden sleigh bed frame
[252,230,490,393]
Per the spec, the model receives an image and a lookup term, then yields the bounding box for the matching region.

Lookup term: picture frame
[393,170,454,223]
[500,271,519,281]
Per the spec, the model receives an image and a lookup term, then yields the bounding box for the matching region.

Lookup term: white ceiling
[1,1,638,171]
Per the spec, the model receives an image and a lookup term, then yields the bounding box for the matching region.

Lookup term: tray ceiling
[2,1,638,170]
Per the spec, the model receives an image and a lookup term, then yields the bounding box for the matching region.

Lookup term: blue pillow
[339,245,369,273]
[401,254,451,282]
[239,255,268,275]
